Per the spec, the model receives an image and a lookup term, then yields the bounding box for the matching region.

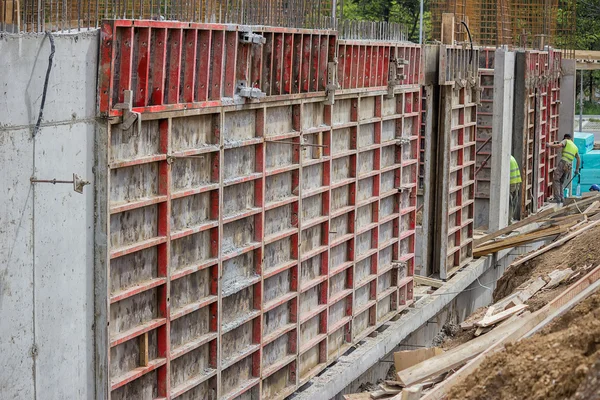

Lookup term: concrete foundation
[489,49,515,231]
[0,31,99,399]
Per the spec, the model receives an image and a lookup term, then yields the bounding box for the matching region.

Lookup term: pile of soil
[447,290,600,400]
[571,357,600,400]
[493,225,600,301]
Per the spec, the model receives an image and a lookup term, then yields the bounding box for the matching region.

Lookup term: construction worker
[591,184,600,192]
[546,134,581,204]
[509,155,522,223]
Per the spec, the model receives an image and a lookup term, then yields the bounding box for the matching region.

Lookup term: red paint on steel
[150,28,167,106]
[210,30,225,100]
[135,28,151,107]
[98,21,115,114]
[197,30,212,102]
[224,31,238,98]
[182,29,198,103]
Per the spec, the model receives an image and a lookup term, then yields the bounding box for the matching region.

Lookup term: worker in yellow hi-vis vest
[546,133,581,204]
[509,155,522,223]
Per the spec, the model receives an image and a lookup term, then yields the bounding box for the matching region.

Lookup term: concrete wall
[489,49,515,231]
[559,59,576,138]
[0,31,99,399]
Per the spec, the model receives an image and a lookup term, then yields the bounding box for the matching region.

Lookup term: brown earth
[571,357,600,400]
[447,290,600,400]
[493,224,600,301]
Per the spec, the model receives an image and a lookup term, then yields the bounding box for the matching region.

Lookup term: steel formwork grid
[474,48,494,200]
[435,45,478,279]
[99,20,420,400]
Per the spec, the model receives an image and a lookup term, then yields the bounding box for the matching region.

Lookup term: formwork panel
[100,23,419,399]
[434,46,479,279]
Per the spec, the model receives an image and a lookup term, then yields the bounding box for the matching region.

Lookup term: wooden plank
[413,275,444,288]
[473,225,566,256]
[441,13,454,44]
[583,201,600,214]
[517,277,547,302]
[396,315,531,386]
[473,207,557,247]
[400,385,423,400]
[139,332,149,367]
[344,394,372,400]
[475,304,528,328]
[394,348,444,373]
[545,268,574,290]
[508,219,600,269]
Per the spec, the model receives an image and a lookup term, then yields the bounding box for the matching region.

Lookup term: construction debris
[345,206,600,400]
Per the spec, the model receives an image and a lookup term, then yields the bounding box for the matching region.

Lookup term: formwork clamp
[237,80,266,99]
[324,59,339,105]
[114,90,142,135]
[240,31,266,45]
[395,137,411,146]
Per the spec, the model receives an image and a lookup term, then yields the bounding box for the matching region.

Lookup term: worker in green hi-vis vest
[546,133,581,205]
[509,155,522,223]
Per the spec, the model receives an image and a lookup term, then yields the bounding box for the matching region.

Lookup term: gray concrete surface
[489,49,515,232]
[0,30,99,399]
[291,238,547,400]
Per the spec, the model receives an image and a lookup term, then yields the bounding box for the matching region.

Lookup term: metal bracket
[114,90,142,135]
[240,31,266,45]
[387,58,408,99]
[237,80,266,99]
[324,59,339,105]
[30,173,91,194]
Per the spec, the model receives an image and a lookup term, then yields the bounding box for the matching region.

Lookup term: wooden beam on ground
[475,304,528,328]
[413,275,444,288]
[396,314,531,387]
[473,224,567,257]
[420,264,600,400]
[508,218,600,270]
[473,207,557,247]
[400,386,423,400]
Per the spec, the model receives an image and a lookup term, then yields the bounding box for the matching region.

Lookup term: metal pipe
[265,140,328,148]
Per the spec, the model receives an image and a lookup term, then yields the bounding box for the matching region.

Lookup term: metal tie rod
[265,140,328,148]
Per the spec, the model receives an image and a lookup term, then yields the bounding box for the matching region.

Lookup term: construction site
[4,0,600,399]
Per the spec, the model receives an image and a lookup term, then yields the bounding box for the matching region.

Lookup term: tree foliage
[340,0,431,42]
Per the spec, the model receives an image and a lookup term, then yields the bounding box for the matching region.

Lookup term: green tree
[340,0,431,43]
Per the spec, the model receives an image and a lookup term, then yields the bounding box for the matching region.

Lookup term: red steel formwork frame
[517,49,561,216]
[435,45,479,279]
[545,50,562,197]
[474,48,495,201]
[98,20,420,400]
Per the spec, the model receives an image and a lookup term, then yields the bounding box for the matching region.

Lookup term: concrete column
[490,49,516,231]
[512,51,527,220]
[559,59,576,138]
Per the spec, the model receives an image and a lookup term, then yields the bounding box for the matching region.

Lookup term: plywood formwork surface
[97,20,420,400]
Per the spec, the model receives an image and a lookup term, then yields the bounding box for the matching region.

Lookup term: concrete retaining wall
[0,30,99,399]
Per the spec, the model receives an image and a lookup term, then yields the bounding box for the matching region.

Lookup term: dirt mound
[493,224,600,301]
[570,357,600,400]
[447,290,600,400]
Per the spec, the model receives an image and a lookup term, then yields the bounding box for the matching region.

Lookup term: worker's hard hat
[590,184,600,192]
